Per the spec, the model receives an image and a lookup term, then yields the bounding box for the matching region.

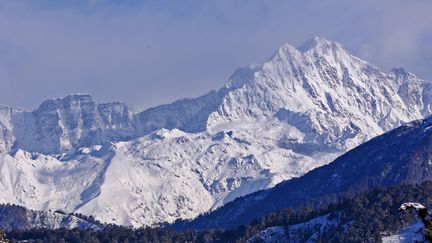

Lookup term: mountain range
[0,36,431,227]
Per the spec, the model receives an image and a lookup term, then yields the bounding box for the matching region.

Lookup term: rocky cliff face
[0,106,19,153]
[0,94,135,154]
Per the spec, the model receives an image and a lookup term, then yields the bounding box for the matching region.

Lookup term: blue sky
[0,0,431,110]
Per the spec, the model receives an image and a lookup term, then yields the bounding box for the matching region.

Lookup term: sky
[0,0,431,111]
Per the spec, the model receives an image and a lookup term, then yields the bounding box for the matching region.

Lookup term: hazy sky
[0,0,431,110]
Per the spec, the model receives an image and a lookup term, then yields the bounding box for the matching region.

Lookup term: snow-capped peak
[207,36,429,149]
[225,64,261,90]
[225,37,352,91]
[297,36,342,53]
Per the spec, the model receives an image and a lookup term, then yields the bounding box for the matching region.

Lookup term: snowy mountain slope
[249,213,341,243]
[382,220,425,243]
[134,90,225,135]
[0,121,335,227]
[1,37,432,227]
[390,67,432,116]
[178,116,432,230]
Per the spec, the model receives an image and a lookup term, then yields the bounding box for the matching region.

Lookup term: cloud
[0,0,431,110]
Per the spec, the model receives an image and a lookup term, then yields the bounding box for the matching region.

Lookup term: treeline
[0,204,103,232]
[5,181,432,242]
